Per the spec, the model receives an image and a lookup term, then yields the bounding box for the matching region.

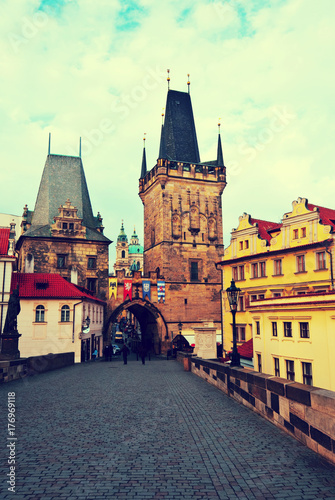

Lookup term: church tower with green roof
[113,223,144,275]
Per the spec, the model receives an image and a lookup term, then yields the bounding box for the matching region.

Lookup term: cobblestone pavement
[1,355,335,499]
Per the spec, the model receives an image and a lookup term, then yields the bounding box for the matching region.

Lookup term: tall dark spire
[217,122,224,168]
[158,111,167,159]
[158,89,200,163]
[140,135,147,179]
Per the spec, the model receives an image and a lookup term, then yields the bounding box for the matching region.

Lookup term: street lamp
[226,279,241,367]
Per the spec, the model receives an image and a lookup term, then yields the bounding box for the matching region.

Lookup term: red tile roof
[249,218,282,243]
[0,228,10,255]
[307,203,335,231]
[237,338,253,359]
[11,273,105,303]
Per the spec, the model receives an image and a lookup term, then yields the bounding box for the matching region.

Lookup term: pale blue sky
[0,0,334,267]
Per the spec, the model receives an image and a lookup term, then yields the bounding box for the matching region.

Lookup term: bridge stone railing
[0,352,75,383]
[190,357,335,466]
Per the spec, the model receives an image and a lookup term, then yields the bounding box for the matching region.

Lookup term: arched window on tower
[122,250,125,259]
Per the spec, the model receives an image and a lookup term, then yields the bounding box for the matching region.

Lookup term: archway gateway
[105,298,168,354]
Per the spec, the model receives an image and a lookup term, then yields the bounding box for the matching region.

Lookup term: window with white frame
[296,254,306,273]
[61,305,70,322]
[272,322,278,337]
[251,262,266,278]
[35,305,45,323]
[299,322,309,339]
[316,251,326,270]
[274,357,280,377]
[232,265,245,281]
[236,325,246,342]
[286,360,295,381]
[273,259,282,276]
[284,322,292,338]
[302,362,313,386]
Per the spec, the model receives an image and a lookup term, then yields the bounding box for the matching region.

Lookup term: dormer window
[36,282,48,290]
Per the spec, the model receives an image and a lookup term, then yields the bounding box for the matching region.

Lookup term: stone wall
[0,352,75,383]
[191,357,335,465]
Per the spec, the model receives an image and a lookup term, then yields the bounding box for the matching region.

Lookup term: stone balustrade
[190,357,335,465]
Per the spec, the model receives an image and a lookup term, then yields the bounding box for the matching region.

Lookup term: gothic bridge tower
[139,82,226,347]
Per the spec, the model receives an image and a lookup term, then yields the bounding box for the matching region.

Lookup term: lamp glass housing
[226,280,241,312]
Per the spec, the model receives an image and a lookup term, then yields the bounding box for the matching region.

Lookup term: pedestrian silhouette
[120,343,129,365]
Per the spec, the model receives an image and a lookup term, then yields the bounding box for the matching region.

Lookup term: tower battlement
[139,159,226,196]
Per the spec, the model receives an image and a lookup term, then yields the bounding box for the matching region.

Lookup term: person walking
[139,344,146,365]
[120,343,129,365]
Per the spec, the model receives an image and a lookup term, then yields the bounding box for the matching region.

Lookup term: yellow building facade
[217,197,335,390]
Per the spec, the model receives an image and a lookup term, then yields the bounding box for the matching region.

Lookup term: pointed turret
[158,89,200,163]
[217,123,224,168]
[140,136,147,179]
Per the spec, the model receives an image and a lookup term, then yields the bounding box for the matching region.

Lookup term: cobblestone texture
[1,355,335,499]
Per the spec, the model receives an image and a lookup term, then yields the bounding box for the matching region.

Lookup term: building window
[286,360,295,381]
[296,254,305,273]
[257,354,262,372]
[274,357,280,377]
[284,322,292,338]
[256,321,260,335]
[299,322,310,339]
[62,222,68,230]
[190,261,199,282]
[251,263,258,278]
[233,265,245,281]
[61,305,70,322]
[236,325,246,342]
[302,362,313,386]
[301,227,306,238]
[88,257,97,269]
[274,259,282,276]
[245,240,249,249]
[316,251,326,270]
[57,254,67,269]
[293,229,299,239]
[87,279,97,293]
[121,250,126,259]
[35,305,45,322]
[239,241,243,250]
[272,322,278,337]
[273,292,281,298]
[251,262,266,278]
[238,296,244,312]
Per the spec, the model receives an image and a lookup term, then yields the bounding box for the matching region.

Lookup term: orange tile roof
[249,218,282,243]
[11,273,105,303]
[307,203,335,231]
[237,338,253,359]
[0,228,10,256]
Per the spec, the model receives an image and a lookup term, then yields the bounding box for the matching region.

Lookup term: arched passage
[105,299,168,354]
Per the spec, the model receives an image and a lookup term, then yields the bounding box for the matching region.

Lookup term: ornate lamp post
[226,279,241,367]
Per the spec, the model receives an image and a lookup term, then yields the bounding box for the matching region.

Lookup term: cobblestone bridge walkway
[1,355,335,499]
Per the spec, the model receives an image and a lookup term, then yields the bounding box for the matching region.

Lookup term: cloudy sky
[1,0,334,266]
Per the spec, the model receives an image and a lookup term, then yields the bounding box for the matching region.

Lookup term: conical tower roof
[158,90,200,163]
[23,154,110,242]
[32,154,95,227]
